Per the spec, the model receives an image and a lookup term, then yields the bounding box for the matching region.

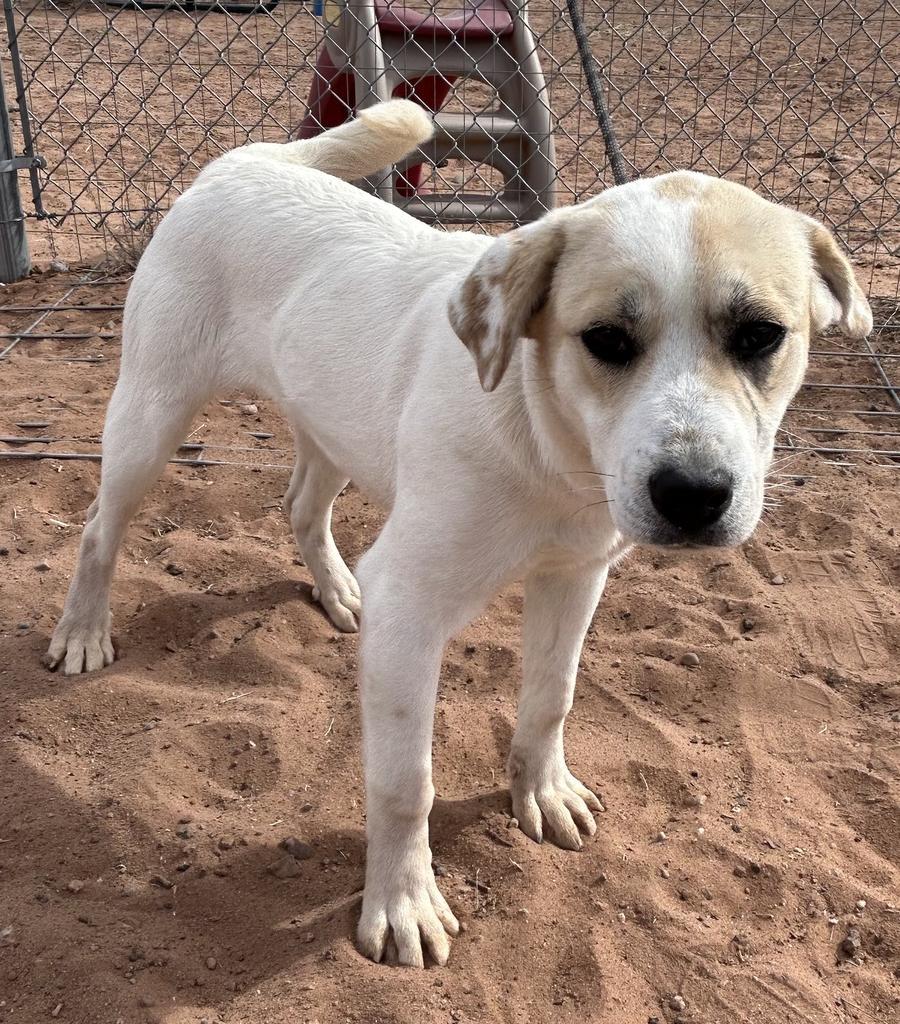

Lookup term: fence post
[0,55,29,283]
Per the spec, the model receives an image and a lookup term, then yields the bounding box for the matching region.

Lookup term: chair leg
[298,48,354,139]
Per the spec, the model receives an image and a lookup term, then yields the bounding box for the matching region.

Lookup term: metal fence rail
[0,0,896,317]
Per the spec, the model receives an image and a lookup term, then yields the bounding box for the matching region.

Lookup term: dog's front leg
[509,564,608,849]
[354,528,491,968]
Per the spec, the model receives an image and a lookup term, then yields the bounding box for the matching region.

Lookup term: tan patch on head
[692,180,810,328]
[654,171,703,202]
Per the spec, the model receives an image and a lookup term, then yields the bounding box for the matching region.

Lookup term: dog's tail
[270,100,434,182]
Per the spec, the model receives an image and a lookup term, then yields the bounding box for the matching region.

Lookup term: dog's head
[448,171,872,547]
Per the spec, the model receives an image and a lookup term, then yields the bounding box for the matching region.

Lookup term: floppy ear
[805,220,873,338]
[447,222,563,392]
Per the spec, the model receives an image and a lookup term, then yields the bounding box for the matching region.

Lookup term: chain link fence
[0,0,895,313]
[0,0,897,468]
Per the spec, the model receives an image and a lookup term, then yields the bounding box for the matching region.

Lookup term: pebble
[66,879,84,893]
[770,574,785,586]
[611,659,622,668]
[165,640,178,653]
[841,929,861,957]
[149,874,174,889]
[241,404,258,416]
[34,561,51,572]
[741,617,755,632]
[856,899,867,911]
[50,259,69,273]
[669,995,687,1013]
[206,957,217,970]
[218,838,233,851]
[176,825,193,839]
[655,831,668,843]
[616,912,626,923]
[138,995,154,1008]
[433,862,448,877]
[733,865,747,878]
[165,563,184,576]
[680,652,701,667]
[267,855,302,879]
[683,792,706,808]
[279,836,314,860]
[299,801,314,813]
[507,817,519,829]
[50,1003,63,1018]
[660,868,670,879]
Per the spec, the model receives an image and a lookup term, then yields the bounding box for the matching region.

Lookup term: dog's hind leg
[44,376,205,675]
[284,440,360,632]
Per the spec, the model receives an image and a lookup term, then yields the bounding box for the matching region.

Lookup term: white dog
[45,101,872,967]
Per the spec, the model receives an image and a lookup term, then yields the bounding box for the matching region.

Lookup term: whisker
[558,470,616,479]
[565,498,615,521]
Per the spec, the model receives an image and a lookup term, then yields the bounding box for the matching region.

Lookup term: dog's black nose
[648,466,734,533]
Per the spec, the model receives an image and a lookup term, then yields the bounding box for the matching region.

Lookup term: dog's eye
[580,323,637,367]
[730,320,786,360]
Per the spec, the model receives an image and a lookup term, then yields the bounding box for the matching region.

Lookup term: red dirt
[0,267,899,1024]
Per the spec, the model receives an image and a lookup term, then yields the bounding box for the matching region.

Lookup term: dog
[44,100,872,967]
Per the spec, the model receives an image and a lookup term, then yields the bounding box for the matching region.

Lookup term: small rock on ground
[279,836,314,860]
[268,856,302,879]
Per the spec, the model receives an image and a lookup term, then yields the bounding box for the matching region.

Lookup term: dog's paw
[509,751,603,850]
[43,614,115,675]
[357,865,459,967]
[312,573,361,633]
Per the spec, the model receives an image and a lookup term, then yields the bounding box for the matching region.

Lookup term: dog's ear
[447,222,563,392]
[804,219,872,338]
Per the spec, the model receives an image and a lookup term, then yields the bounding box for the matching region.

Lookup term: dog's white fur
[45,101,872,967]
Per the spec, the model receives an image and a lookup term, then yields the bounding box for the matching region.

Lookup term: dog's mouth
[647,531,739,550]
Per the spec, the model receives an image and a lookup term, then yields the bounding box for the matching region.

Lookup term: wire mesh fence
[0,0,897,468]
[0,1,896,299]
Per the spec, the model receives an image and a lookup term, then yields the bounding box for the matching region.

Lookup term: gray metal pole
[0,55,29,283]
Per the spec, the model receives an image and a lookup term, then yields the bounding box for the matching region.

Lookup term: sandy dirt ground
[0,265,898,1024]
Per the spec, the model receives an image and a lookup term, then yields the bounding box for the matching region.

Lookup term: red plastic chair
[299,0,516,196]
